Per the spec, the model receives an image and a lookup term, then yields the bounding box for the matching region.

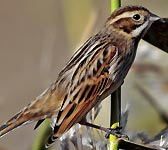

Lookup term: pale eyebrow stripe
[109,11,141,24]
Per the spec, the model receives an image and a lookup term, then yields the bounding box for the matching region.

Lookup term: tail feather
[0,88,54,137]
[0,111,30,137]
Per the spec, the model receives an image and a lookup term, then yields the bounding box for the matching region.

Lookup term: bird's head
[106,5,161,38]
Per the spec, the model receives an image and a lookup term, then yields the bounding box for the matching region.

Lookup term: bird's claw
[105,126,129,139]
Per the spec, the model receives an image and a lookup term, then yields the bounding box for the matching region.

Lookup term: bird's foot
[104,126,128,139]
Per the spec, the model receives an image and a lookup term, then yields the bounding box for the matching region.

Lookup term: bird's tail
[0,96,49,137]
[0,86,57,138]
[0,109,32,137]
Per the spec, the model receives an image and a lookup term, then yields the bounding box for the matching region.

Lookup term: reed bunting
[0,5,162,147]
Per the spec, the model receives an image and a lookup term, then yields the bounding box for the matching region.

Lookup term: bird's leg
[80,121,127,139]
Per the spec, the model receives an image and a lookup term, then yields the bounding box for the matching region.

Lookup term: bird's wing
[56,44,118,125]
[46,40,119,147]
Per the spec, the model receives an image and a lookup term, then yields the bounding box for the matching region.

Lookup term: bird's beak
[150,13,163,22]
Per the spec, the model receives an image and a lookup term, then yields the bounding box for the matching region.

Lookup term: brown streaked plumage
[0,5,161,147]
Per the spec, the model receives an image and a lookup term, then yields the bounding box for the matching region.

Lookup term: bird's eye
[132,14,141,21]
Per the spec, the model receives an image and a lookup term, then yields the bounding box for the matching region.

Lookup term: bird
[0,5,161,147]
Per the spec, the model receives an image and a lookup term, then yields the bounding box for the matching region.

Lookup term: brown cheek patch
[113,18,142,34]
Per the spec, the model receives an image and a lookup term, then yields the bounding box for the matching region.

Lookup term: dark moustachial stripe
[121,23,142,33]
[131,24,143,30]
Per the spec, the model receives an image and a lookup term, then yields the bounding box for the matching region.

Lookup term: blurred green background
[0,0,168,149]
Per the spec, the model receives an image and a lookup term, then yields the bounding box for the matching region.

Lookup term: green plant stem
[32,120,52,150]
[110,0,121,126]
[110,87,121,126]
[109,0,121,149]
[111,0,121,12]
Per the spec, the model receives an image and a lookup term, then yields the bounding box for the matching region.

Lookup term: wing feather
[46,38,119,147]
[55,42,118,130]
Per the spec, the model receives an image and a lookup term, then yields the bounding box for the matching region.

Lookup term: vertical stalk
[109,0,121,150]
[111,0,121,12]
[32,120,51,150]
[110,87,121,126]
